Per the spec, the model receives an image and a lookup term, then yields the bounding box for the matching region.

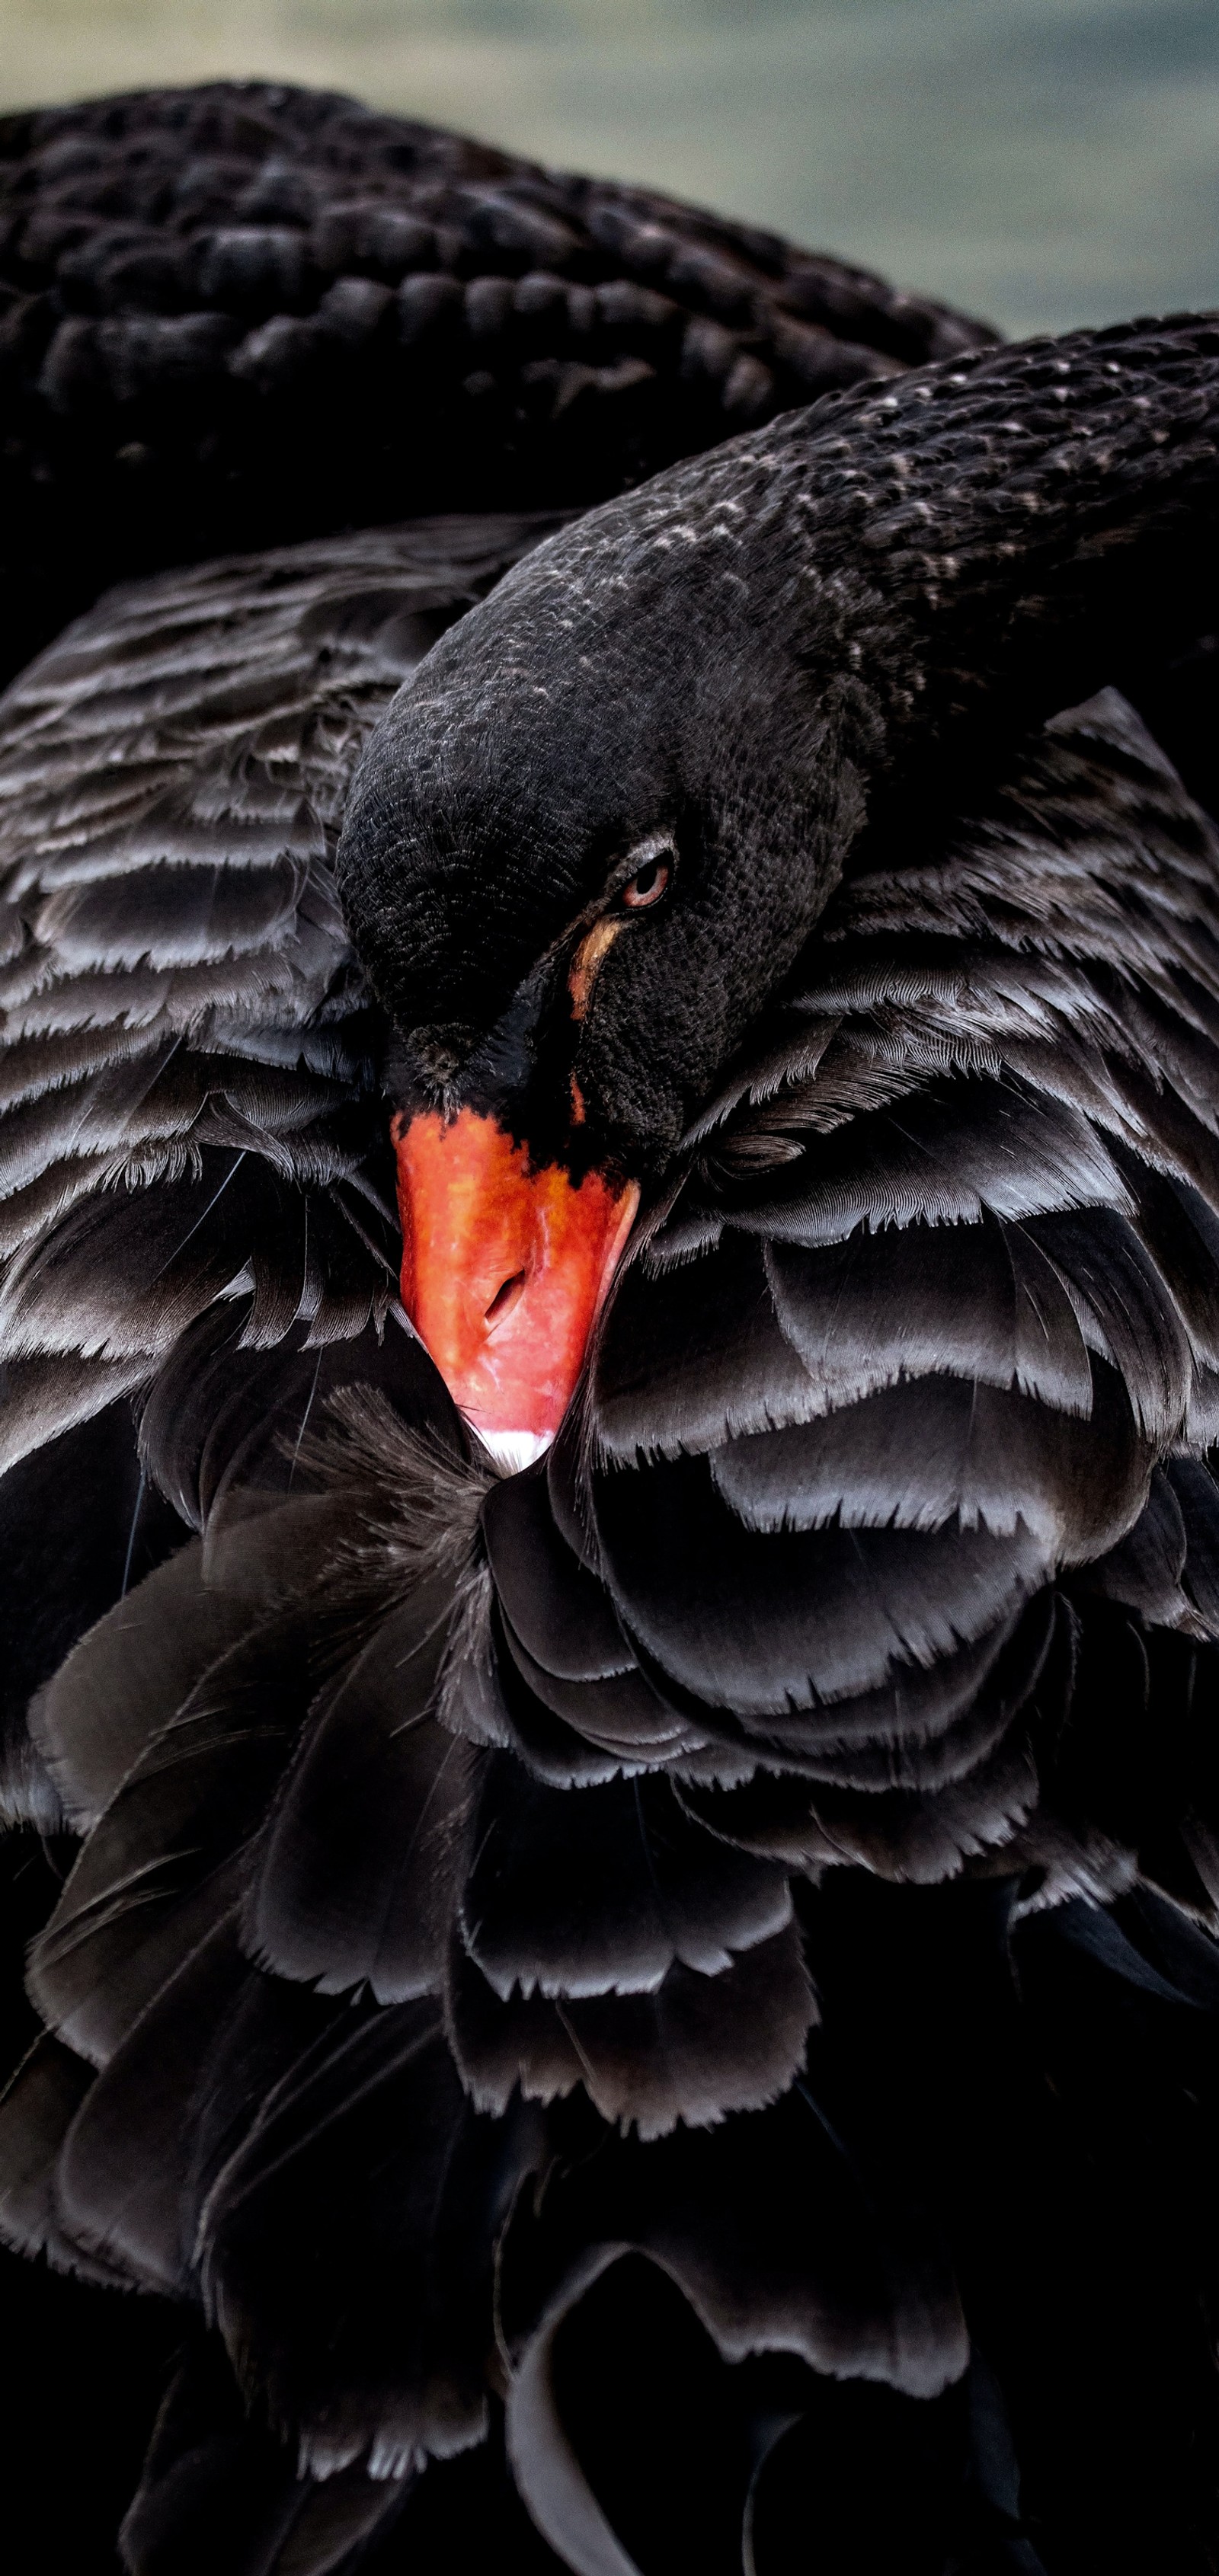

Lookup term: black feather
[448,1918,815,2138]
[246,1596,480,2003]
[458,1762,791,2002]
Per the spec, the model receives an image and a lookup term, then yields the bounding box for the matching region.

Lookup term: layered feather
[4,503,1219,2574]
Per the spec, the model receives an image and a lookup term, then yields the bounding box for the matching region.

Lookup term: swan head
[337,449,859,1454]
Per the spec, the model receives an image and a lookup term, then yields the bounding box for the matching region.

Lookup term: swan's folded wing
[0,513,558,1807]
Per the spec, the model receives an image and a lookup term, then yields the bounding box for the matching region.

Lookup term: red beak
[392,1107,639,1465]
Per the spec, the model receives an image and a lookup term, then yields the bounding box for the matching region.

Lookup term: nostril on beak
[484,1267,527,1328]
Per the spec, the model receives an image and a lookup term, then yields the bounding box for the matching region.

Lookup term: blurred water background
[0,0,1214,337]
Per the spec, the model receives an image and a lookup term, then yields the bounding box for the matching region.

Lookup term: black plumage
[3,75,1219,2576]
[0,80,988,689]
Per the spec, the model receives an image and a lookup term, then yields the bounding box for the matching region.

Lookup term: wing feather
[0,516,553,1811]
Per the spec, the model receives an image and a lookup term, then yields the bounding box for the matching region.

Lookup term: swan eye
[622,853,670,909]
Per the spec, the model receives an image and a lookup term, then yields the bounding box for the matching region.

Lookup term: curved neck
[780,312,1219,769]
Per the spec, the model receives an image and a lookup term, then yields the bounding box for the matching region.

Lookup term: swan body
[0,78,984,688]
[0,80,1218,2576]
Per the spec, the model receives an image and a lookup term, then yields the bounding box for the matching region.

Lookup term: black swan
[2,77,1219,2576]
